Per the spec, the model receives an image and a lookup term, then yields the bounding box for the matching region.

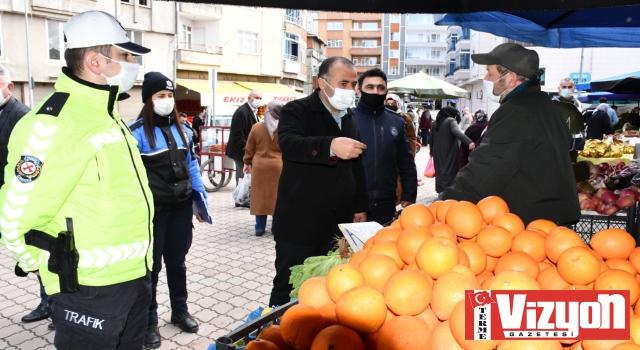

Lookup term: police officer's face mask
[99,54,139,93]
[153,98,175,117]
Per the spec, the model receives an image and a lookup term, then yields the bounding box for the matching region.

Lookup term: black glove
[14,262,29,277]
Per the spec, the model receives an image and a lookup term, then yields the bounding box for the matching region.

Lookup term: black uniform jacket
[226,102,257,161]
[443,81,580,226]
[273,89,369,245]
[0,97,30,189]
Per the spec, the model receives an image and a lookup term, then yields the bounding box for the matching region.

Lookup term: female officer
[129,72,206,349]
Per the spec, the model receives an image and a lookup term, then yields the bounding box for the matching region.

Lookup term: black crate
[214,300,298,350]
[574,204,638,244]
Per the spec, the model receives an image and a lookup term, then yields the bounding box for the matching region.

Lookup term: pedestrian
[406,105,418,132]
[553,77,580,108]
[385,94,417,155]
[429,107,475,194]
[0,10,153,349]
[129,72,206,348]
[354,68,417,225]
[179,112,197,152]
[459,109,488,168]
[243,100,284,236]
[226,90,263,186]
[459,107,472,131]
[269,56,369,306]
[191,108,205,148]
[442,43,580,226]
[586,103,613,140]
[0,65,53,328]
[599,97,619,128]
[419,106,432,145]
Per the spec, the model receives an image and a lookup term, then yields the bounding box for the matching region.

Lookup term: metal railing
[459,28,471,40]
[351,28,381,31]
[284,54,299,62]
[178,42,223,54]
[454,64,470,71]
[351,46,381,49]
[285,15,302,26]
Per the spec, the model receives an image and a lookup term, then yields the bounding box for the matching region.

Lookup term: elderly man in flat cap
[442,43,580,227]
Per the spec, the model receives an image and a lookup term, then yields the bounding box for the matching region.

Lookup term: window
[389,14,401,23]
[0,15,3,58]
[407,34,424,42]
[353,58,358,66]
[505,38,534,47]
[431,34,441,42]
[389,50,399,58]
[327,39,343,47]
[406,47,442,59]
[361,57,377,66]
[362,40,377,48]
[353,22,359,30]
[361,22,378,30]
[121,0,150,5]
[284,33,300,61]
[238,31,259,54]
[407,14,435,25]
[285,9,301,26]
[327,22,343,30]
[456,52,470,69]
[390,32,400,41]
[47,19,65,61]
[406,65,443,76]
[389,66,399,75]
[182,25,192,46]
[125,30,144,65]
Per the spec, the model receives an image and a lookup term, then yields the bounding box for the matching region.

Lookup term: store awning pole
[23,0,34,107]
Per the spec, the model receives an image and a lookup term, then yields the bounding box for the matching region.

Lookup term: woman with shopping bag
[428,107,475,194]
[243,100,284,236]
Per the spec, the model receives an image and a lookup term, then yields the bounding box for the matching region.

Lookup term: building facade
[305,34,326,95]
[1,0,176,121]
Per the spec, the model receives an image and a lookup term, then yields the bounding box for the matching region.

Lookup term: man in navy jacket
[355,69,417,225]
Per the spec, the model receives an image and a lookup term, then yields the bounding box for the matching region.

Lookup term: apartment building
[443,25,640,116]
[382,13,446,82]
[0,0,176,120]
[315,12,382,77]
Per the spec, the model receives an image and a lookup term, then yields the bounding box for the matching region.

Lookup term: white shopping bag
[232,174,251,205]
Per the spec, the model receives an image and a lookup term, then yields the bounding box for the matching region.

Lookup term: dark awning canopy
[163,0,640,14]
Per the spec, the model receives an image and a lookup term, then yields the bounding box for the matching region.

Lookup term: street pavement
[0,145,438,349]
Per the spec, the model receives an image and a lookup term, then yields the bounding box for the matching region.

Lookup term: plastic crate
[213,300,299,350]
[573,203,638,244]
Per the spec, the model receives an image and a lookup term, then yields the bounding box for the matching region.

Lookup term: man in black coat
[226,90,262,184]
[0,65,53,326]
[443,44,580,226]
[270,57,369,306]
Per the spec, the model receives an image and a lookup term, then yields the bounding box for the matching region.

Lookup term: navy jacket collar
[355,100,387,116]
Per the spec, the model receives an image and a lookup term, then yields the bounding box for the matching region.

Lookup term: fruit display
[623,130,640,138]
[240,197,640,350]
[579,138,634,158]
[579,186,639,214]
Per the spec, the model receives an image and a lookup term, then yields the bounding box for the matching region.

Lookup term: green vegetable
[289,249,351,299]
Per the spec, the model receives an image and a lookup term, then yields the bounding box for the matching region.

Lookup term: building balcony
[179,3,222,19]
[405,41,447,48]
[405,58,446,65]
[456,40,470,52]
[178,42,223,54]
[177,46,222,68]
[445,74,456,84]
[350,29,382,38]
[285,15,303,27]
[356,64,381,73]
[350,46,382,55]
[460,28,471,40]
[351,13,383,20]
[454,65,470,80]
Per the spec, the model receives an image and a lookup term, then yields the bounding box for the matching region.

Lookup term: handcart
[199,126,235,192]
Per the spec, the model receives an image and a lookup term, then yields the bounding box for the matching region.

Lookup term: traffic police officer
[0,11,154,349]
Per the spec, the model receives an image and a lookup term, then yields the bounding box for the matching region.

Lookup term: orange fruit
[594,269,640,306]
[384,269,433,316]
[430,223,458,241]
[399,204,434,230]
[582,340,635,350]
[544,227,586,264]
[536,266,570,290]
[538,261,553,271]
[431,265,481,320]
[476,196,509,223]
[605,258,637,277]
[630,247,640,274]
[494,251,540,279]
[396,226,433,264]
[526,219,558,234]
[280,304,325,350]
[486,256,499,272]
[611,343,640,350]
[488,270,541,290]
[511,230,546,262]
[591,228,636,260]
[257,325,296,350]
[476,271,494,285]
[358,254,401,289]
[450,300,500,350]
[361,331,378,350]
[350,250,369,264]
[317,303,338,328]
[369,240,405,269]
[556,246,601,285]
[245,339,280,350]
[458,248,471,268]
[445,201,484,238]
[632,315,640,343]
[310,325,365,350]
[476,225,513,258]
[326,264,366,302]
[458,241,488,275]
[492,213,525,236]
[415,307,440,332]
[377,316,432,350]
[298,277,333,309]
[457,235,477,243]
[390,219,401,228]
[373,227,403,244]
[498,340,562,350]
[436,200,458,223]
[363,238,374,251]
[431,320,463,350]
[429,201,443,219]
[335,285,387,333]
[565,284,592,290]
[385,309,396,322]
[404,261,418,270]
[415,237,459,279]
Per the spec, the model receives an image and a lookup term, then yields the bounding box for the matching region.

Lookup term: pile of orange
[245,196,640,350]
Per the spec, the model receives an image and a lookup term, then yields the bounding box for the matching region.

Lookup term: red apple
[578,193,591,203]
[595,188,611,198]
[620,189,636,199]
[591,197,601,205]
[628,185,640,193]
[604,203,620,216]
[580,199,597,211]
[601,192,619,205]
[616,196,636,208]
[596,202,606,214]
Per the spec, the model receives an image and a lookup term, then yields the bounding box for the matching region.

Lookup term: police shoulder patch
[390,126,398,137]
[37,92,70,117]
[15,156,43,183]
[129,119,144,132]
